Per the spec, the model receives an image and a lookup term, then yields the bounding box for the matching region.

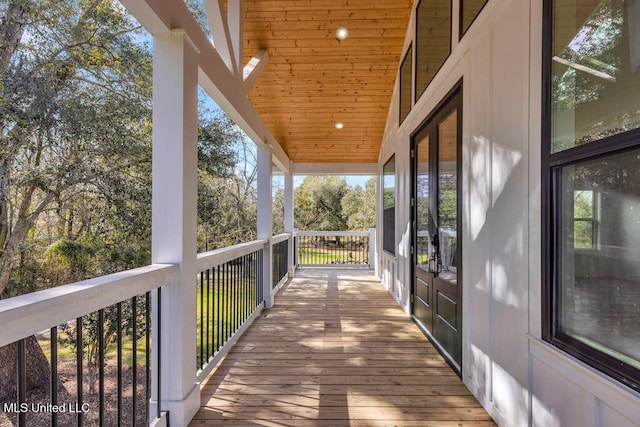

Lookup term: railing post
[369,227,377,273]
[284,163,295,277]
[151,29,200,426]
[257,144,274,308]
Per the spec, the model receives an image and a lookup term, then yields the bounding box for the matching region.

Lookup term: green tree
[0,0,151,402]
[198,128,258,250]
[0,0,152,298]
[0,0,260,405]
[294,176,349,231]
[341,177,376,230]
[272,175,285,235]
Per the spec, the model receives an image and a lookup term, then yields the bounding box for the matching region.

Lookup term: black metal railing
[272,237,289,289]
[5,290,160,427]
[196,249,263,372]
[296,232,370,267]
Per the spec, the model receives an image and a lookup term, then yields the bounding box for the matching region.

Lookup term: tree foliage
[197,118,258,250]
[0,0,152,297]
[341,178,376,230]
[0,0,258,401]
[294,176,376,231]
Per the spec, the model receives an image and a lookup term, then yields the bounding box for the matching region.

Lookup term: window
[415,0,451,100]
[460,0,488,37]
[544,0,640,392]
[573,190,597,249]
[400,45,413,124]
[383,155,396,255]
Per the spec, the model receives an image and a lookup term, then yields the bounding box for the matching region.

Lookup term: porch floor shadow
[190,269,496,427]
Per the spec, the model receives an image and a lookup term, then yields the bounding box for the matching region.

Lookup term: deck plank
[191,269,496,426]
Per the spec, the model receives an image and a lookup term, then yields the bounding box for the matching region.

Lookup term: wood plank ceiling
[241,0,413,164]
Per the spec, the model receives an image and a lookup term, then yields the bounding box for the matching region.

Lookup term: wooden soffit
[241,0,413,163]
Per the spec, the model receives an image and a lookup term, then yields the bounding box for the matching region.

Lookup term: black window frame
[415,0,452,102]
[542,0,640,393]
[399,44,413,125]
[459,0,489,39]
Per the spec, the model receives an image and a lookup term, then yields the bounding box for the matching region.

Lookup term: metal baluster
[216,265,221,352]
[145,292,151,426]
[157,288,162,420]
[241,255,246,321]
[199,270,204,368]
[233,257,238,333]
[17,340,26,427]
[76,317,83,427]
[131,296,138,426]
[207,267,211,361]
[117,303,123,427]
[98,309,104,427]
[224,262,230,344]
[50,327,58,427]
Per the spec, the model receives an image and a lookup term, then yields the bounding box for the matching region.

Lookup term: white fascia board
[119,0,290,173]
[203,0,238,75]
[243,50,269,90]
[292,162,379,175]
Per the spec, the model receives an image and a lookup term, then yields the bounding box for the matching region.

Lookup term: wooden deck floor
[191,269,496,426]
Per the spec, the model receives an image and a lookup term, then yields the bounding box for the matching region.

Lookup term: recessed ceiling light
[336,26,349,40]
[335,122,344,129]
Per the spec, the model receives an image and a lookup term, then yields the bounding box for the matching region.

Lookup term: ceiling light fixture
[336,26,349,41]
[335,122,344,129]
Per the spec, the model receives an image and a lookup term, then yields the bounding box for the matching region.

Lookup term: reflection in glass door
[414,132,432,331]
[411,84,462,373]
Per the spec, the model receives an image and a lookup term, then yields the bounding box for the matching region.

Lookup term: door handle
[429,234,440,275]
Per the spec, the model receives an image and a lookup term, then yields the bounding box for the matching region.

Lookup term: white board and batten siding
[378,0,640,426]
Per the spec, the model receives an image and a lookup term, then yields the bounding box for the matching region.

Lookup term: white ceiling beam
[227,0,244,77]
[118,0,290,173]
[292,163,379,175]
[203,0,237,75]
[243,50,269,90]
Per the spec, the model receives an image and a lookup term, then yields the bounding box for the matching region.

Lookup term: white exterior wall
[378,1,640,426]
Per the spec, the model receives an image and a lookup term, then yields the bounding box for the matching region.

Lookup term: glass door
[411,85,462,373]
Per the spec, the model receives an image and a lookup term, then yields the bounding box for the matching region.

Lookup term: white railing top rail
[196,239,267,272]
[296,230,370,237]
[0,264,177,348]
[271,233,290,245]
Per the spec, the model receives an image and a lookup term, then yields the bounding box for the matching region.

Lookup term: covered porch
[5,0,640,426]
[0,0,490,425]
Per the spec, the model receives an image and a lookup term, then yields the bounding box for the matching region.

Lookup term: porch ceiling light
[336,26,349,40]
[335,122,344,129]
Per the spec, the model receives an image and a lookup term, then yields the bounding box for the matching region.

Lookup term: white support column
[284,162,295,277]
[376,172,383,277]
[369,227,377,275]
[257,144,273,308]
[151,30,200,427]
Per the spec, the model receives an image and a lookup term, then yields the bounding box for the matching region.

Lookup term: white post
[151,30,200,426]
[284,162,295,277]
[257,144,273,308]
[369,227,377,274]
[376,172,383,277]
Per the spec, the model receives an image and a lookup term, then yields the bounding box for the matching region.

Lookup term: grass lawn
[196,277,258,367]
[297,247,368,265]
